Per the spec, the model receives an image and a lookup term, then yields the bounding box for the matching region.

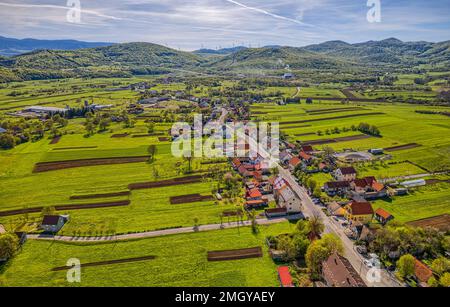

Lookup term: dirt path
[26,215,301,243]
[292,87,301,98]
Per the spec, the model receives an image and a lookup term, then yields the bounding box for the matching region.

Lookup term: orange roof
[372,182,385,192]
[289,157,302,167]
[375,208,392,220]
[245,199,265,206]
[414,259,433,283]
[232,158,241,167]
[247,188,262,199]
[299,151,312,160]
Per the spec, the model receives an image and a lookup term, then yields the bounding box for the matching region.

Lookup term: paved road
[238,126,402,287]
[28,215,301,243]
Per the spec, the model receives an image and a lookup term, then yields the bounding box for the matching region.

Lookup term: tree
[98,118,110,131]
[85,120,95,136]
[396,254,415,279]
[431,257,450,277]
[147,121,155,134]
[0,133,16,149]
[440,272,450,287]
[306,214,325,240]
[277,236,296,261]
[306,234,343,279]
[0,233,20,261]
[183,156,194,173]
[147,145,157,163]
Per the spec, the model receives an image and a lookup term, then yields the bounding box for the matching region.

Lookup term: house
[351,177,387,199]
[278,266,294,287]
[41,215,68,233]
[321,252,366,287]
[374,208,394,225]
[265,207,288,218]
[279,150,293,165]
[231,158,242,169]
[0,127,6,134]
[246,188,262,201]
[245,199,267,210]
[324,181,351,196]
[344,201,374,224]
[414,258,433,287]
[288,157,302,171]
[327,202,346,217]
[273,179,302,214]
[299,151,312,163]
[238,165,253,178]
[334,167,357,181]
[282,73,294,80]
[301,145,314,154]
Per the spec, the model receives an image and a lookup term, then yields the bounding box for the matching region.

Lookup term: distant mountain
[0,36,113,56]
[208,46,352,70]
[193,46,248,55]
[1,38,449,82]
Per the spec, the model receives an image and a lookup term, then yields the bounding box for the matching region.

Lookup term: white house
[334,167,357,181]
[272,176,302,214]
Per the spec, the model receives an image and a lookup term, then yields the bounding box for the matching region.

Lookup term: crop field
[0,222,294,287]
[251,102,450,172]
[372,183,450,223]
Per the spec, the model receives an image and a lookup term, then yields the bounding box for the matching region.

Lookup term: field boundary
[207,247,263,261]
[70,191,131,200]
[170,194,214,204]
[51,255,156,271]
[302,134,372,145]
[280,112,384,125]
[128,175,203,190]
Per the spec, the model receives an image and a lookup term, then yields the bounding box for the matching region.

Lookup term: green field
[0,222,294,287]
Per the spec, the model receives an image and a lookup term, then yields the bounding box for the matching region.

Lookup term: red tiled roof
[414,259,433,283]
[372,182,385,192]
[325,181,350,189]
[353,179,368,188]
[247,188,262,199]
[289,157,301,167]
[278,266,294,287]
[348,201,374,216]
[232,158,241,167]
[375,208,392,220]
[299,151,312,160]
[301,145,314,153]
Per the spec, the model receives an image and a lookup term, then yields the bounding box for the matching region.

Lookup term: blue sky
[0,0,449,50]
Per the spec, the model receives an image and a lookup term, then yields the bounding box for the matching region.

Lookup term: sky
[0,0,449,50]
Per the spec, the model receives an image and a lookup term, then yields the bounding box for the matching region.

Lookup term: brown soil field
[306,109,366,116]
[294,132,316,137]
[49,136,61,144]
[303,134,371,145]
[425,179,450,185]
[407,214,450,231]
[52,255,156,271]
[281,124,312,130]
[0,200,130,217]
[53,146,98,151]
[306,107,364,113]
[385,143,422,152]
[222,210,241,217]
[128,175,203,190]
[207,247,263,261]
[70,191,131,200]
[158,137,170,142]
[132,133,164,138]
[170,193,214,204]
[33,156,150,173]
[340,89,358,100]
[111,133,129,138]
[281,112,384,125]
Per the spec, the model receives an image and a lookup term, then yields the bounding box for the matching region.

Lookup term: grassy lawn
[372,183,450,223]
[0,222,294,287]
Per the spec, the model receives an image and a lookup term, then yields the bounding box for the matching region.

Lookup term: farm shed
[41,215,68,233]
[401,179,426,188]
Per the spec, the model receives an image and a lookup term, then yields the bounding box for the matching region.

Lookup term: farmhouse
[374,208,394,225]
[265,207,288,218]
[41,215,68,233]
[301,145,314,154]
[344,201,374,224]
[277,266,294,287]
[327,202,346,217]
[321,252,366,287]
[282,73,294,80]
[334,167,357,181]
